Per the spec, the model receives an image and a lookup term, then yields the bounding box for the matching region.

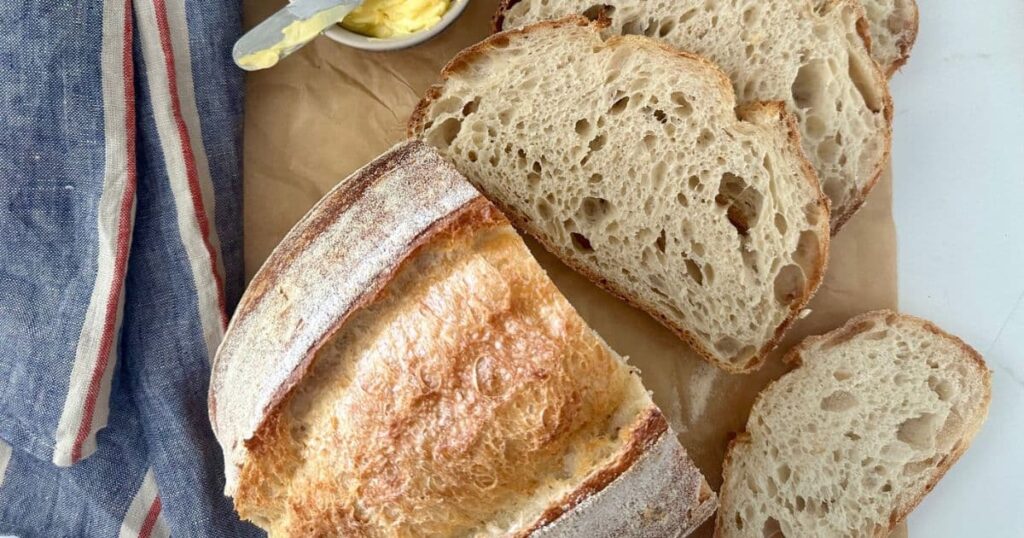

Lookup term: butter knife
[233,0,362,71]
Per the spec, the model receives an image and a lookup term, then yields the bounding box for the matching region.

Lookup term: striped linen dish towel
[1,0,262,536]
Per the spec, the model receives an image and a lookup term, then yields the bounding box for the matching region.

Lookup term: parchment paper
[242,1,905,535]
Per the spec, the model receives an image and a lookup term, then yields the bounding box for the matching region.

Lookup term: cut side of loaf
[209,142,715,537]
[495,0,893,231]
[410,19,830,372]
[716,310,992,538]
[855,0,919,76]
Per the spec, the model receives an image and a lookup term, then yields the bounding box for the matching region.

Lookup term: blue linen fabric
[0,0,262,536]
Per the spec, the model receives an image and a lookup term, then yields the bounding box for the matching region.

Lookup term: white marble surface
[890,0,1024,535]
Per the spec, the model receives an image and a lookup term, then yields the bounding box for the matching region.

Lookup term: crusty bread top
[209,141,482,493]
[230,201,662,534]
[211,141,715,536]
[715,310,992,537]
[409,18,830,372]
[494,0,893,232]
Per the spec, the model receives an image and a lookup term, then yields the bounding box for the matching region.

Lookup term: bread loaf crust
[715,310,992,537]
[409,19,831,373]
[211,141,716,536]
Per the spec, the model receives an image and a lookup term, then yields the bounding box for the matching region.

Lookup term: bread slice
[409,19,830,372]
[716,310,992,537]
[855,0,919,76]
[494,0,893,231]
[209,141,715,537]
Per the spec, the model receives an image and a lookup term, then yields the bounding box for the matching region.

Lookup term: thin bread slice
[495,0,893,231]
[716,311,992,537]
[209,142,715,536]
[856,0,919,76]
[409,19,830,372]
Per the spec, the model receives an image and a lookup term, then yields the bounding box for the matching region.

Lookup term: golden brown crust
[716,310,993,537]
[256,196,505,432]
[210,141,485,492]
[233,196,513,524]
[259,196,505,436]
[231,197,506,511]
[409,19,831,374]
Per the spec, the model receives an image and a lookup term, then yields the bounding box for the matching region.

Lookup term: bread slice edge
[714,310,993,537]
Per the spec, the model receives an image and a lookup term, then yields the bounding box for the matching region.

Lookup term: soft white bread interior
[716,311,992,537]
[494,0,893,231]
[855,0,919,76]
[209,142,715,536]
[410,19,830,372]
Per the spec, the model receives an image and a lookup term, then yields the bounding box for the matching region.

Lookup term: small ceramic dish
[323,0,470,52]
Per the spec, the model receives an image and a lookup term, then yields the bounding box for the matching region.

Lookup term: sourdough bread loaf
[209,141,715,537]
[410,19,830,372]
[715,311,992,537]
[494,0,893,231]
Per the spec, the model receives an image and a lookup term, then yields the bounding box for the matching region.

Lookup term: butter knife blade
[233,0,362,71]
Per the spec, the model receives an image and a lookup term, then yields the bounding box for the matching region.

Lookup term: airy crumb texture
[234,214,697,536]
[854,0,919,76]
[716,311,992,538]
[410,19,829,372]
[495,0,893,230]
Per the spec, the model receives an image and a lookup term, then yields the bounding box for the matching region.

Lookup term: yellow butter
[237,49,281,71]
[341,0,450,38]
[237,5,352,70]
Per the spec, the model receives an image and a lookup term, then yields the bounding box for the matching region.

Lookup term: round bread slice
[495,0,893,232]
[209,141,715,536]
[409,19,830,372]
[716,310,992,537]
